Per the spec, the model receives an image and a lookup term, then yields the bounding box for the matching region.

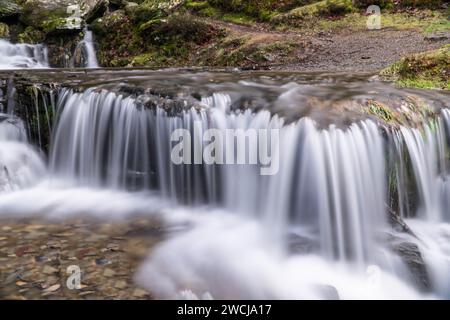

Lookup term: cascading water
[1,76,450,299]
[389,112,450,298]
[44,87,450,299]
[0,39,49,69]
[0,113,45,192]
[70,28,99,68]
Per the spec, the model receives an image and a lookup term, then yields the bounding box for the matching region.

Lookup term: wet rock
[388,208,417,238]
[387,234,431,292]
[114,280,127,289]
[425,32,450,42]
[95,257,111,266]
[312,284,340,300]
[103,268,116,278]
[288,233,318,254]
[83,0,108,23]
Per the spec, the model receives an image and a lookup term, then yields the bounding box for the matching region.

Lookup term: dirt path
[208,17,450,72]
[287,28,450,72]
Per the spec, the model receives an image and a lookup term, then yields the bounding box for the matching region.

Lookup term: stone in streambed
[42,265,58,275]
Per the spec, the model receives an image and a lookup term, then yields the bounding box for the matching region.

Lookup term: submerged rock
[387,233,431,292]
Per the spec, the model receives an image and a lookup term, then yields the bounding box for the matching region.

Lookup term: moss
[131,0,185,25]
[380,45,450,90]
[221,12,256,25]
[20,0,75,33]
[41,17,69,33]
[272,0,354,24]
[0,22,9,38]
[0,0,21,18]
[91,10,147,67]
[17,26,45,43]
[366,100,395,123]
[425,18,450,33]
[276,9,447,32]
[192,33,300,67]
[193,0,312,22]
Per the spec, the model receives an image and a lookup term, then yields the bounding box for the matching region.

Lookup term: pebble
[43,284,61,293]
[42,265,59,275]
[103,268,116,278]
[114,280,127,290]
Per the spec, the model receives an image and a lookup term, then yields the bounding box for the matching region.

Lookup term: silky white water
[0,39,49,69]
[0,86,450,299]
[70,28,99,68]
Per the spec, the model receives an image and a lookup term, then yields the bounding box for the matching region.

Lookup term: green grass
[275,10,448,33]
[381,45,450,90]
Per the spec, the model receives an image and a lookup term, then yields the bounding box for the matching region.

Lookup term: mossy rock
[206,0,315,14]
[0,21,9,37]
[130,0,186,25]
[20,0,83,33]
[272,0,354,24]
[0,0,21,20]
[17,25,45,43]
[380,45,450,90]
[91,10,147,67]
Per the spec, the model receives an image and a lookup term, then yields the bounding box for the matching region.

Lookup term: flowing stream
[0,68,449,299]
[70,28,99,68]
[0,39,48,69]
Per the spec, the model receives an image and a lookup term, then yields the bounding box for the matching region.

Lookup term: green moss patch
[380,45,450,90]
[272,0,354,24]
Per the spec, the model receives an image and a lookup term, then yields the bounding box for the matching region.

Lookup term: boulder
[387,233,431,292]
[130,0,185,24]
[20,0,83,32]
[82,0,108,23]
[0,0,21,20]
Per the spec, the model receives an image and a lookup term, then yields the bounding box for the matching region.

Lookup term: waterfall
[0,114,45,192]
[1,82,450,299]
[70,28,99,68]
[0,39,48,69]
[49,89,388,266]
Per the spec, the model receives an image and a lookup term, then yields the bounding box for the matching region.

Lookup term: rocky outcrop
[0,0,21,21]
[20,0,83,33]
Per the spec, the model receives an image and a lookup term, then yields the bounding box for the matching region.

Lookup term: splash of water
[0,39,48,69]
[70,28,99,68]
